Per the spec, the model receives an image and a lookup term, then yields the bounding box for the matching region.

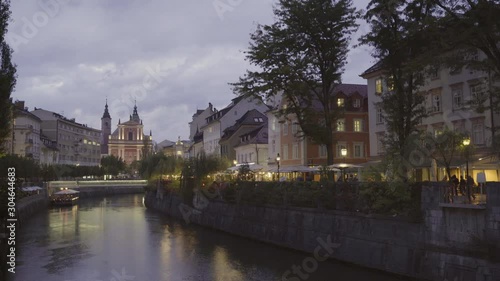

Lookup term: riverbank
[15,191,50,226]
[72,185,144,198]
[144,183,500,281]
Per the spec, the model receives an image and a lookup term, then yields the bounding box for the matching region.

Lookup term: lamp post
[341,147,347,182]
[463,137,471,202]
[276,153,281,181]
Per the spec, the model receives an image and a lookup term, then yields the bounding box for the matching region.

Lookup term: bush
[359,181,419,217]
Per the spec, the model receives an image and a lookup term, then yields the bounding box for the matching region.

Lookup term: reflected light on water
[213,246,244,281]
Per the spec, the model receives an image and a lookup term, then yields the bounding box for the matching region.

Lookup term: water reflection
[13,194,409,281]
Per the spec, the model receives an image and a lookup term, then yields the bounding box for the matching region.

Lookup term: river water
[10,194,409,281]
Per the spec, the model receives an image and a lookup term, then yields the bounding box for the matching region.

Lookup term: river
[11,194,409,281]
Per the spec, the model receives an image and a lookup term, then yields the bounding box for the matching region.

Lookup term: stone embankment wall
[15,191,50,225]
[72,186,144,198]
[145,183,500,281]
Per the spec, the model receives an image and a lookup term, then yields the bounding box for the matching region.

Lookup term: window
[375,78,382,94]
[128,132,133,140]
[283,122,288,136]
[377,134,385,154]
[353,99,361,108]
[432,93,441,113]
[354,143,363,158]
[337,119,345,131]
[292,123,298,134]
[376,106,384,124]
[453,122,465,133]
[337,98,345,107]
[387,76,394,91]
[336,144,347,158]
[253,117,264,122]
[353,119,362,132]
[293,144,299,159]
[470,84,486,105]
[319,145,327,158]
[283,144,289,160]
[434,128,443,137]
[452,87,463,110]
[472,121,484,145]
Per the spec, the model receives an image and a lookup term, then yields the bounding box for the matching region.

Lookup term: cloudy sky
[7,0,373,143]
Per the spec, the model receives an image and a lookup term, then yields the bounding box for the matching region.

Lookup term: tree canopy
[360,0,440,180]
[0,0,16,156]
[231,0,359,165]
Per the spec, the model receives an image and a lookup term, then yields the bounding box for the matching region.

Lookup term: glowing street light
[276,153,281,181]
[340,148,347,182]
[463,137,471,202]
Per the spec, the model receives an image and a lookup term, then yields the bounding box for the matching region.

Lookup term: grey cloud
[9,0,373,143]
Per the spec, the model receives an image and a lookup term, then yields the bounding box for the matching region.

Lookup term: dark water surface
[11,194,410,281]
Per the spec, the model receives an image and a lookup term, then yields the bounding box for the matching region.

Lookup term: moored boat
[51,188,80,205]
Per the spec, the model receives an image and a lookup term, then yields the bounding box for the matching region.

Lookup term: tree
[424,129,466,180]
[430,0,500,150]
[360,0,438,180]
[0,0,17,156]
[231,0,359,166]
[100,155,126,176]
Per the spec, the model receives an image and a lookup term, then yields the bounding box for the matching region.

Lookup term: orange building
[278,84,369,168]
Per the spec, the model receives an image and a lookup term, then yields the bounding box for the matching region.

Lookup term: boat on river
[51,188,80,206]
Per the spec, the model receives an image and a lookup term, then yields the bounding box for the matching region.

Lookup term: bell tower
[101,99,112,155]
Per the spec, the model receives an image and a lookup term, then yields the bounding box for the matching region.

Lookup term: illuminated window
[353,119,362,132]
[337,119,345,132]
[387,76,394,91]
[375,78,383,94]
[337,98,345,107]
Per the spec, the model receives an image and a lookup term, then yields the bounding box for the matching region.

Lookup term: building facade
[220,109,268,163]
[277,84,370,168]
[188,103,215,157]
[362,52,500,181]
[31,108,102,166]
[201,96,269,156]
[40,133,59,165]
[107,103,153,165]
[158,137,191,158]
[12,101,42,162]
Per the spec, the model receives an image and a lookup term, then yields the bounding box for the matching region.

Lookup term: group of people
[448,174,476,201]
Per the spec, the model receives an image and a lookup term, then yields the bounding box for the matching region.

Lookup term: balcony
[426,106,441,115]
[25,138,34,145]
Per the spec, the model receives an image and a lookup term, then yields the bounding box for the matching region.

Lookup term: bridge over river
[11,194,408,281]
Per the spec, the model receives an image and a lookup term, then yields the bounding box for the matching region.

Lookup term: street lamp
[341,147,347,182]
[233,159,237,166]
[463,137,471,202]
[276,153,281,181]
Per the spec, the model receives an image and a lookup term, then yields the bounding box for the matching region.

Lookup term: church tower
[101,100,112,155]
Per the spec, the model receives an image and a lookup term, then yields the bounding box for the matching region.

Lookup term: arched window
[128,131,133,140]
